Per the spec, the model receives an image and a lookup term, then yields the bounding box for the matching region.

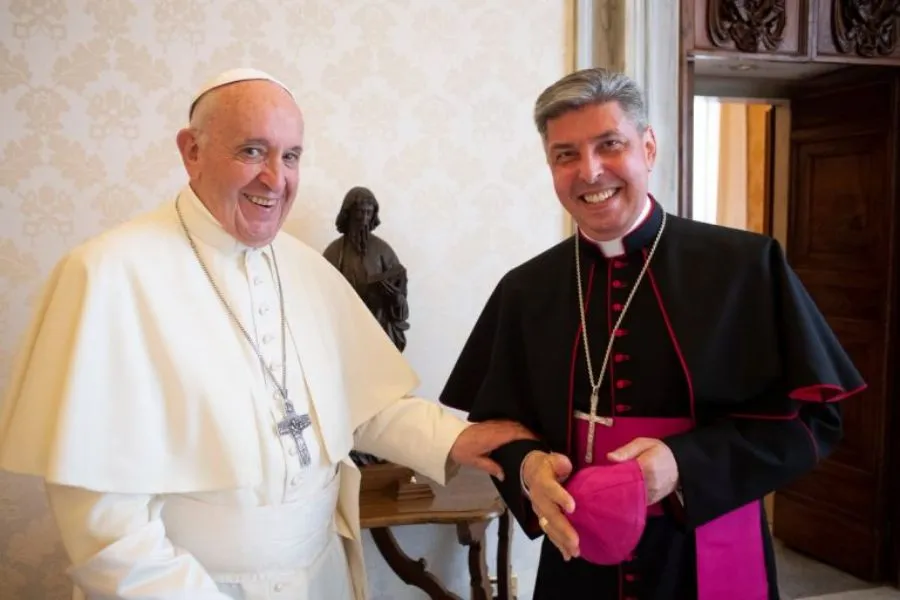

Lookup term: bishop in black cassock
[439,68,865,600]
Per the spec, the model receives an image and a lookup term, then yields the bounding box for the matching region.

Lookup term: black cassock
[439,198,865,600]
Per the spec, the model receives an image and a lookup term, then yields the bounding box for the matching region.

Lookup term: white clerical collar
[579,195,652,258]
[175,184,274,259]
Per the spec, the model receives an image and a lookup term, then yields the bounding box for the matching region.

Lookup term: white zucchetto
[189,67,294,118]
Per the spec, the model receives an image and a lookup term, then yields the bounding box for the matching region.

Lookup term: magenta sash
[573,416,769,600]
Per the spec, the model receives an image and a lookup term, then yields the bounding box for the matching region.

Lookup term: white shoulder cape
[0,192,419,494]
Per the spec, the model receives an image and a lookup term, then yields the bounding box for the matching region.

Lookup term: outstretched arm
[353,396,469,485]
[353,395,540,486]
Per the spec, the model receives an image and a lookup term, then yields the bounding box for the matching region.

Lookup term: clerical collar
[176,184,274,258]
[578,195,661,258]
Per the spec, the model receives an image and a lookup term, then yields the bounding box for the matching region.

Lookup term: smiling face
[544,100,656,241]
[176,80,304,247]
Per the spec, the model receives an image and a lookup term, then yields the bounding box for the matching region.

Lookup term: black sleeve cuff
[488,438,551,539]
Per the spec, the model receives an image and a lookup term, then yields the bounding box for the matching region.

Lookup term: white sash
[161,472,340,582]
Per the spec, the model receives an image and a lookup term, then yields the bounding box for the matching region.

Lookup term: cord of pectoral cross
[175,198,314,467]
[574,210,667,462]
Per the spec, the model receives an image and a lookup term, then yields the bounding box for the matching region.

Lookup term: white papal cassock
[0,185,468,599]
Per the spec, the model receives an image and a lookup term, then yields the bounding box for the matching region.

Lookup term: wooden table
[359,466,514,600]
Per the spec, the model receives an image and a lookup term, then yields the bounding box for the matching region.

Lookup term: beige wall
[0,2,572,598]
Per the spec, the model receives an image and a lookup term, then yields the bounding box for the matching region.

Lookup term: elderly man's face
[544,101,656,241]
[178,80,304,247]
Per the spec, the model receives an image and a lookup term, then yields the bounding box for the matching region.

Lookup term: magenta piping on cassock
[790,383,867,402]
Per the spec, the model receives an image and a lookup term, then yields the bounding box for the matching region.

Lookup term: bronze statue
[324,187,410,468]
[324,186,410,352]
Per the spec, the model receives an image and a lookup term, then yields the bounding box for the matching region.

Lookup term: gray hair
[533,68,648,140]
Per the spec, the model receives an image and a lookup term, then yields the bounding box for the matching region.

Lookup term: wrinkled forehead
[217,81,302,122]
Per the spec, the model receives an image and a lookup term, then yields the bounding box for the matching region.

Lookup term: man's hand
[449,420,537,480]
[522,451,580,561]
[607,437,680,504]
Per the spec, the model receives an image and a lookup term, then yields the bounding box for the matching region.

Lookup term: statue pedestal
[359,461,435,501]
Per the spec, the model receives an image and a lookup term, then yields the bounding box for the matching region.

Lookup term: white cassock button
[262,334,273,344]
[288,446,297,456]
[290,476,299,486]
[273,583,284,592]
[254,276,263,286]
[259,304,269,315]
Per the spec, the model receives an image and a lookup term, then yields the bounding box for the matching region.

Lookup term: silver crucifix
[276,401,312,467]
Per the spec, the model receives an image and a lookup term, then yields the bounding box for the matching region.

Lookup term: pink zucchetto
[563,459,648,565]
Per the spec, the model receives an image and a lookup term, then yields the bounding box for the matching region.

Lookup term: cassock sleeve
[352,396,469,486]
[45,484,230,599]
[663,240,865,529]
[440,281,550,538]
[664,399,842,529]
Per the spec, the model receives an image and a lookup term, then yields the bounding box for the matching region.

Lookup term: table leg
[496,509,514,599]
[369,527,462,600]
[456,520,493,600]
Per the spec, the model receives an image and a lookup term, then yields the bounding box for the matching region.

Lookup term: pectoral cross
[276,400,312,467]
[576,398,614,464]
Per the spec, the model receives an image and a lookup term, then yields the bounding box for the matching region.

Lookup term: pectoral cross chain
[574,211,667,464]
[175,197,315,470]
[276,400,312,467]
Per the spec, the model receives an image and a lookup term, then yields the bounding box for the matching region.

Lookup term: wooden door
[773,66,900,581]
[746,103,775,235]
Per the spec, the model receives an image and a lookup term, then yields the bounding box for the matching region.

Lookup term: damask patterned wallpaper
[0,1,571,598]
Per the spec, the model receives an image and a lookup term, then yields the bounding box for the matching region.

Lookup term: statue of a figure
[324,187,411,468]
[323,186,410,352]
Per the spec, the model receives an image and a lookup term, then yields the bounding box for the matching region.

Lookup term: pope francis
[0,69,534,600]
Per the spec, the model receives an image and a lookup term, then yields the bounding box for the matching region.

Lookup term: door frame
[677,0,694,219]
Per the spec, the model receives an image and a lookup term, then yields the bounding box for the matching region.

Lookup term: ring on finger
[538,516,549,530]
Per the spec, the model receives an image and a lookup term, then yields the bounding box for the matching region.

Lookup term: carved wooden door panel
[689,0,811,58]
[814,0,900,66]
[773,68,900,581]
